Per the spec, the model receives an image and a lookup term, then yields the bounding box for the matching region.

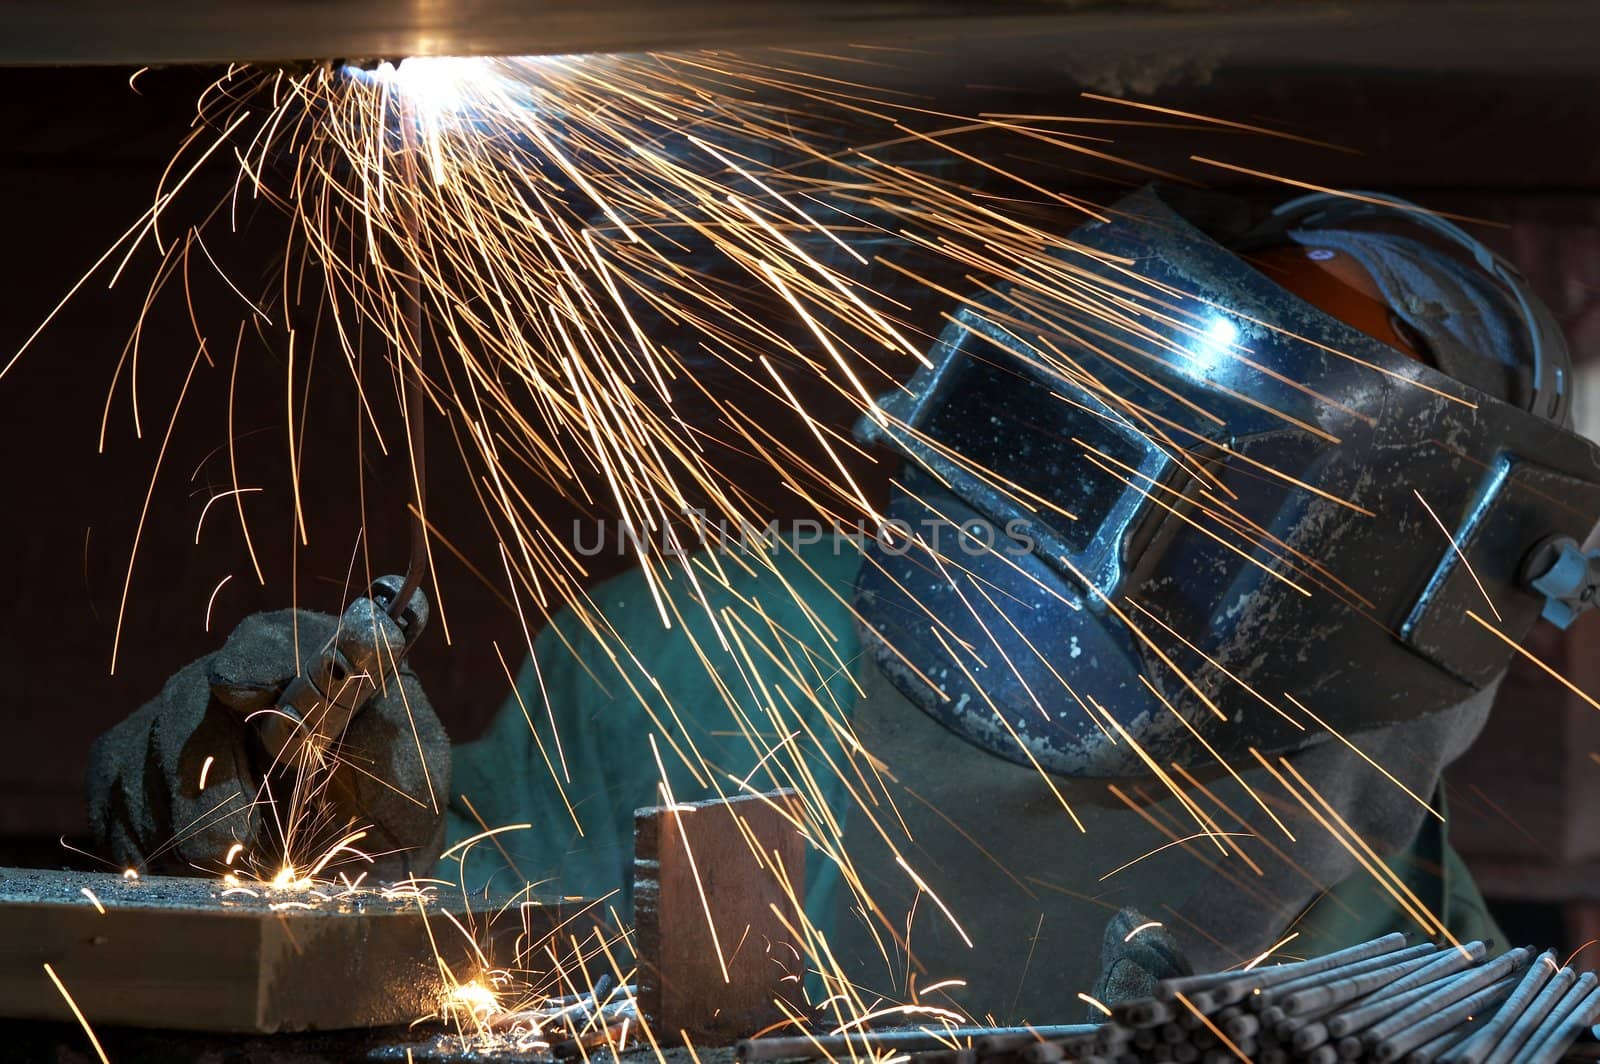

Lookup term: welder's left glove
[1089,908,1194,1016]
[87,608,450,883]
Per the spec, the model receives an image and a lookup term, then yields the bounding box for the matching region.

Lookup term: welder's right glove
[87,608,450,883]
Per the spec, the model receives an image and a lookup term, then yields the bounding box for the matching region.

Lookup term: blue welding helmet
[852,185,1600,777]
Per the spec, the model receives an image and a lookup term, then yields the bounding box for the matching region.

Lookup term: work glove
[87,606,450,883]
[1089,908,1194,1016]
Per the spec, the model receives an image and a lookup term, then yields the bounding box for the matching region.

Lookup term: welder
[87,184,1600,1018]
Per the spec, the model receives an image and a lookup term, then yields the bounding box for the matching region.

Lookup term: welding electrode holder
[253,575,430,766]
[1524,535,1600,629]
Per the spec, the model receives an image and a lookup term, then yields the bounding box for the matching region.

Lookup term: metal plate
[2,1,1600,70]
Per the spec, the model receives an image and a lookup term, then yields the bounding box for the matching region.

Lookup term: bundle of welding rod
[909,933,1600,1064]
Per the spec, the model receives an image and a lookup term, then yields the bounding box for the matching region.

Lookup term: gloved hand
[87,607,451,883]
[1090,908,1194,1015]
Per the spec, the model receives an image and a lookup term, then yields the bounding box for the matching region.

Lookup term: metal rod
[1159,932,1409,1003]
[737,1025,1099,1062]
[1281,943,1465,1017]
[1479,964,1577,1064]
[1440,949,1558,1064]
[1327,966,1456,1040]
[1520,972,1600,1064]
[1364,948,1529,1052]
[1405,1021,1475,1064]
[1261,941,1438,1011]
[1372,976,1516,1063]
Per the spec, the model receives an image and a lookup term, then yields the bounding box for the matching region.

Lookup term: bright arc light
[448,980,503,1021]
[1188,312,1240,373]
[341,56,533,122]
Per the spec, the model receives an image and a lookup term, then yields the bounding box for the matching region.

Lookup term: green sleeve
[444,541,864,925]
[1290,788,1506,955]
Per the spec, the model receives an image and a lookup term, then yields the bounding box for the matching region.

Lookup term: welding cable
[389,278,428,622]
[388,102,429,623]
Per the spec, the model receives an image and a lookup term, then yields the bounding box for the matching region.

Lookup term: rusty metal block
[633,789,809,1045]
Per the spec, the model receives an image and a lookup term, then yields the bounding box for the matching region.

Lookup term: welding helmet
[853,184,1600,777]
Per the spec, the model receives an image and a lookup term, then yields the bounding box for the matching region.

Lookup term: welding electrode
[1370,976,1516,1062]
[1478,963,1578,1064]
[1160,933,1410,1005]
[1360,948,1529,1054]
[1325,944,1490,1038]
[1278,943,1456,1016]
[1522,978,1600,1064]
[1440,950,1559,1064]
[900,935,1600,1064]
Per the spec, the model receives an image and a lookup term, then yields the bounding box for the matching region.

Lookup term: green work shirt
[446,543,864,922]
